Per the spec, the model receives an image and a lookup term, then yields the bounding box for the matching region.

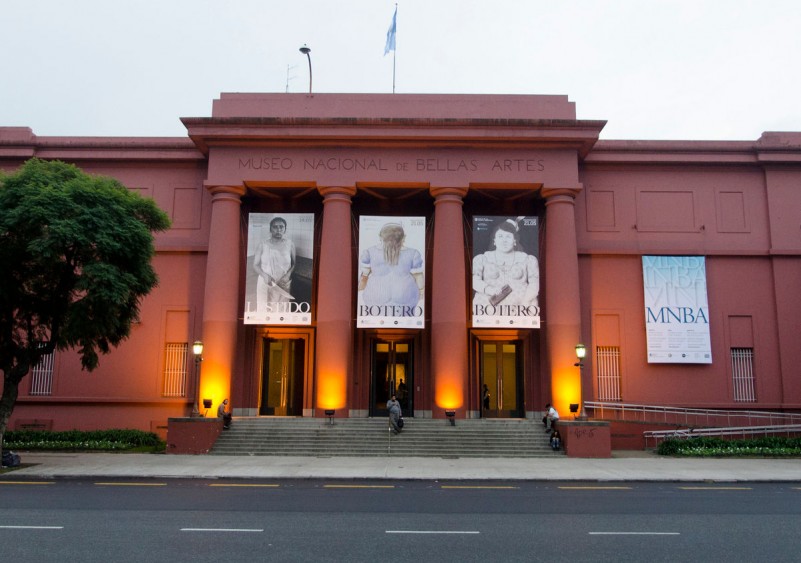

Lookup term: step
[210,417,565,458]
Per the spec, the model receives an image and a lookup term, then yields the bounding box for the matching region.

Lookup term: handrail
[584,401,801,427]
[643,424,801,448]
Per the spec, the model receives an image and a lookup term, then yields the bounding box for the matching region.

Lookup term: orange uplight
[551,368,582,418]
[199,366,230,413]
[435,381,463,410]
[317,372,346,409]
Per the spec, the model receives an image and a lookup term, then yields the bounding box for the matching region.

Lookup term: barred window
[731,347,756,402]
[596,346,622,401]
[163,342,189,397]
[29,347,55,396]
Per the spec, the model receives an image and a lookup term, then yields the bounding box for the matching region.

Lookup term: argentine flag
[384,7,397,55]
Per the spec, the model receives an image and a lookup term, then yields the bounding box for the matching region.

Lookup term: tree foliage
[0,158,171,448]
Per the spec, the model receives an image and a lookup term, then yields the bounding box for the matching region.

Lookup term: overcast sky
[2,0,799,141]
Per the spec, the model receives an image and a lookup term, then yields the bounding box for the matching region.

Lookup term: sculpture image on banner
[642,255,712,364]
[244,213,314,325]
[472,216,540,328]
[357,216,425,329]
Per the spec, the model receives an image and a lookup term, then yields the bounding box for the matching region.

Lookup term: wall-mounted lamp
[190,340,204,417]
[574,343,589,420]
[574,343,586,367]
[324,409,335,425]
[445,410,456,426]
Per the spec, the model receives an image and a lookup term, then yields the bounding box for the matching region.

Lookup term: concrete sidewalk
[4,451,801,482]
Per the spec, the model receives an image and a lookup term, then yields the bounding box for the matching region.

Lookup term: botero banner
[357,216,426,329]
[244,213,315,325]
[642,255,712,364]
[472,216,540,328]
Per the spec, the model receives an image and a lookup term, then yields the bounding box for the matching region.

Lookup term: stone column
[430,187,469,418]
[542,185,583,419]
[200,184,246,414]
[315,186,357,415]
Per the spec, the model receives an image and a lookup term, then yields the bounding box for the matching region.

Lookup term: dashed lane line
[181,528,263,533]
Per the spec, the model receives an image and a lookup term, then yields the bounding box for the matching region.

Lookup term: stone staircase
[209,417,564,457]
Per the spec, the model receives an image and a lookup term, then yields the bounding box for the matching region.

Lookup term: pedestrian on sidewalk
[387,394,402,434]
[543,403,559,433]
[218,398,232,429]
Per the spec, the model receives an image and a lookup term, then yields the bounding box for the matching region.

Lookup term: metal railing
[584,401,801,428]
[644,424,801,449]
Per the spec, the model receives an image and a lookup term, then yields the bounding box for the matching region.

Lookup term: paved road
[2,479,800,562]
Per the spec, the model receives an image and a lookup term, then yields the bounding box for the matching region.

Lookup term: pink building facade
[2,93,800,437]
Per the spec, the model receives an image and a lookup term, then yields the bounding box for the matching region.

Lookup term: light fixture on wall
[190,340,204,417]
[574,343,588,420]
[574,343,586,367]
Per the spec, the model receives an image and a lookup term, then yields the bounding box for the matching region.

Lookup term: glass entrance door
[370,339,413,417]
[260,338,305,416]
[480,341,523,418]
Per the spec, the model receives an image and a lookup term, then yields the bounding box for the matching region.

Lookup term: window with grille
[731,347,756,402]
[163,342,189,397]
[29,348,55,396]
[596,346,622,401]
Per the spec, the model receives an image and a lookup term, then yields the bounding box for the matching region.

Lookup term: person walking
[387,394,403,434]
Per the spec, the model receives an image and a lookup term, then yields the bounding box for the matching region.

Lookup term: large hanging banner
[472,216,540,328]
[642,256,712,363]
[244,213,315,325]
[357,216,426,329]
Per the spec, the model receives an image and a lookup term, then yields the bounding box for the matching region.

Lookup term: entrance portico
[184,93,605,421]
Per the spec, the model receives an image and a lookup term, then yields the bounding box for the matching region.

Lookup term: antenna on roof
[285,64,297,93]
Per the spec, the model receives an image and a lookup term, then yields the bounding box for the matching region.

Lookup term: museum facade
[2,93,800,435]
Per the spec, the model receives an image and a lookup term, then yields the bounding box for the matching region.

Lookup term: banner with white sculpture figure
[357,216,426,329]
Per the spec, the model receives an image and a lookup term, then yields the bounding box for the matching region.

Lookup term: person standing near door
[387,394,403,434]
[482,384,491,412]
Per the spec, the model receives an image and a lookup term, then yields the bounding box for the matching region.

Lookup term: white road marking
[590,532,680,535]
[386,531,480,534]
[181,528,263,533]
[0,526,63,530]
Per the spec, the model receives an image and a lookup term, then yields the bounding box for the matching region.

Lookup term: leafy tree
[0,158,170,451]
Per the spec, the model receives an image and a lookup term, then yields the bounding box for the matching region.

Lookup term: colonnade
[198,183,583,418]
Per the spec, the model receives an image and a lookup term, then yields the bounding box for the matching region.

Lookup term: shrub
[4,429,163,451]
[658,435,801,457]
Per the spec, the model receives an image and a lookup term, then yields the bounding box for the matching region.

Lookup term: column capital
[318,185,357,200]
[203,183,247,200]
[541,184,583,203]
[429,186,468,202]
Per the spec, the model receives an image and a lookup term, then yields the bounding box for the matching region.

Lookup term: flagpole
[385,4,397,94]
[392,3,397,93]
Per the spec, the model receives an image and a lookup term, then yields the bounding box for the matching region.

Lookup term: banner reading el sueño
[244,213,314,325]
[472,216,540,328]
[357,216,425,329]
[642,255,712,364]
